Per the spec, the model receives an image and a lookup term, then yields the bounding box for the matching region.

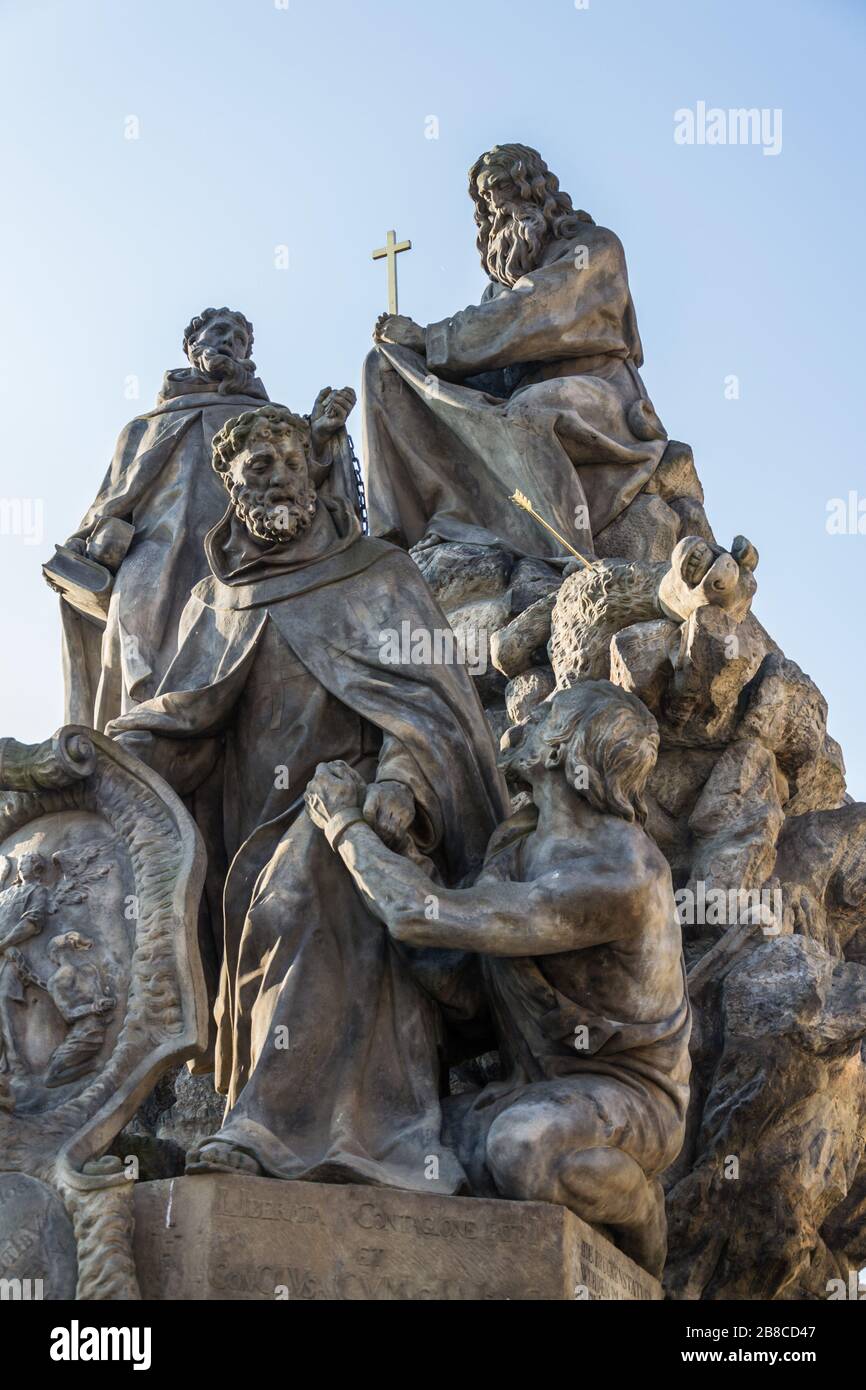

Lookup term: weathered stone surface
[18,137,866,1309]
[772,802,866,959]
[507,557,562,613]
[413,540,513,692]
[133,1174,662,1301]
[667,494,716,544]
[783,737,846,818]
[609,618,679,715]
[157,1068,226,1154]
[111,407,509,1198]
[550,559,665,684]
[649,746,718,824]
[659,535,758,626]
[49,309,266,731]
[664,603,765,745]
[687,739,785,904]
[644,441,704,504]
[504,666,556,724]
[411,541,512,612]
[305,685,688,1279]
[364,144,668,562]
[643,440,715,542]
[664,936,866,1300]
[594,493,680,564]
[0,1172,77,1299]
[491,595,556,678]
[0,731,207,1173]
[0,727,208,1300]
[741,654,846,814]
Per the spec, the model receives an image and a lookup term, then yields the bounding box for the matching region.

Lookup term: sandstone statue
[357,144,866,1301]
[0,727,206,1299]
[107,403,508,1193]
[46,306,355,731]
[304,681,690,1277]
[12,137,865,1304]
[363,143,668,562]
[0,840,116,1103]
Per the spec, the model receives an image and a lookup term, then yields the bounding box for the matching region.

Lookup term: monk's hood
[156,367,270,410]
[197,493,388,609]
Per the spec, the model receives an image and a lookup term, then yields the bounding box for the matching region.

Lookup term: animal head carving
[659,535,758,625]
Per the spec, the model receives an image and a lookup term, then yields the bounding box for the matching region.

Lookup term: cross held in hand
[372,229,412,314]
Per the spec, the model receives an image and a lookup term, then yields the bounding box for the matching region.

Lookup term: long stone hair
[541,681,659,826]
[468,144,594,269]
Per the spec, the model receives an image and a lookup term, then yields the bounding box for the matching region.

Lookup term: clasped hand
[373,313,426,354]
[305,760,416,849]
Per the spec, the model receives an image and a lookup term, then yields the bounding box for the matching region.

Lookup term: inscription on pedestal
[133,1175,662,1301]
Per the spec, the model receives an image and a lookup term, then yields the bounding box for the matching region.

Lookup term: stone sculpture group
[1,143,864,1302]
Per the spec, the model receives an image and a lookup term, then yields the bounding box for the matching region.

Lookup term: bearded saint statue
[362,144,669,563]
[109,403,508,1188]
[50,305,354,731]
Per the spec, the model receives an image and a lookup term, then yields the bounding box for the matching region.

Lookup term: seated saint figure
[304,682,690,1276]
[108,403,508,1194]
[362,144,668,563]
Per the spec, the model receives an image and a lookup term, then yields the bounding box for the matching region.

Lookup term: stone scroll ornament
[0,727,206,1299]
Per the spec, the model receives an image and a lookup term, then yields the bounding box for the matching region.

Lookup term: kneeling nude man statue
[305,681,690,1277]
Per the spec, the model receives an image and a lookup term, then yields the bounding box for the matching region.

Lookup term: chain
[346,432,369,535]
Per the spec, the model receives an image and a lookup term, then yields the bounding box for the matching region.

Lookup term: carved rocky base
[132,1174,662,1302]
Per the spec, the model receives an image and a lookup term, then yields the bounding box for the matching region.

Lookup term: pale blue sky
[1,0,864,792]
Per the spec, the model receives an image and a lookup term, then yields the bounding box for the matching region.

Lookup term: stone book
[42,545,114,624]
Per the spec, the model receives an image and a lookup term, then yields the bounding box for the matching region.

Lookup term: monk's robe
[109,487,509,1194]
[60,367,273,731]
[362,223,668,562]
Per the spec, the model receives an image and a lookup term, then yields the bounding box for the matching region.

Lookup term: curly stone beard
[485,200,550,287]
[188,343,256,395]
[229,478,318,544]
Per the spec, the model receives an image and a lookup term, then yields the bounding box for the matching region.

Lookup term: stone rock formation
[421,436,865,1299]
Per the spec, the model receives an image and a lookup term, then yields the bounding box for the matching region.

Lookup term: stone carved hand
[362,780,416,849]
[373,313,427,354]
[304,760,367,830]
[310,386,357,454]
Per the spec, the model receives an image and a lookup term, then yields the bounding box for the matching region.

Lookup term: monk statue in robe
[51,305,355,730]
[109,403,508,1194]
[304,682,690,1276]
[362,144,668,564]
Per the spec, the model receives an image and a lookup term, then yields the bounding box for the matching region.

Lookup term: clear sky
[1,0,864,793]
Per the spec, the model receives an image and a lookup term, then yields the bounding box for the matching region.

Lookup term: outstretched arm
[305,762,646,955]
[422,235,633,378]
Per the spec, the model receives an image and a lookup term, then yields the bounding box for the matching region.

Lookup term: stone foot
[185,1139,262,1177]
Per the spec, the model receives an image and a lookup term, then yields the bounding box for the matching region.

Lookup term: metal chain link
[346,432,369,535]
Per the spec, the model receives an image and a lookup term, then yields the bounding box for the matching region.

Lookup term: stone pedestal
[133,1174,662,1301]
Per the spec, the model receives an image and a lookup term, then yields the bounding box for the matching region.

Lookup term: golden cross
[372,229,412,314]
